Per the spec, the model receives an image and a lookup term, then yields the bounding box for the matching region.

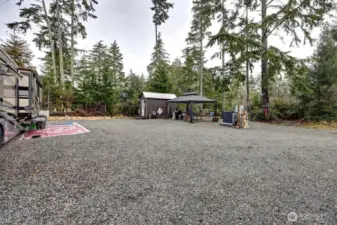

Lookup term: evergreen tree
[89,41,108,108]
[40,53,73,110]
[10,0,96,86]
[186,0,212,96]
[10,0,58,82]
[208,0,334,117]
[206,0,240,111]
[68,0,98,88]
[297,24,337,120]
[258,0,334,116]
[170,58,184,95]
[147,33,170,74]
[147,33,171,93]
[181,49,199,93]
[40,54,56,110]
[149,61,172,93]
[74,52,94,109]
[109,41,125,93]
[151,0,174,45]
[101,48,117,114]
[126,70,145,100]
[72,40,127,114]
[1,30,33,67]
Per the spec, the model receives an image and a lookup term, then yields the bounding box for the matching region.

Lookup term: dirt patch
[256,119,337,130]
[301,121,337,129]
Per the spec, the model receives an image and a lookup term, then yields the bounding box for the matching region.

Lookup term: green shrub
[250,96,301,121]
[270,99,300,120]
[118,100,139,116]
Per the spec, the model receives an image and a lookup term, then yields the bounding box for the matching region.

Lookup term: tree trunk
[245,4,250,115]
[70,0,75,88]
[199,15,204,98]
[246,59,250,113]
[199,29,203,97]
[221,0,225,112]
[155,25,158,45]
[42,0,57,83]
[221,42,225,112]
[199,20,204,112]
[12,28,18,65]
[154,0,158,46]
[57,0,65,85]
[47,88,50,110]
[261,0,269,117]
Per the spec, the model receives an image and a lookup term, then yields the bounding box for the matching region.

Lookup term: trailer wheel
[0,126,3,148]
[36,122,41,130]
[35,121,46,130]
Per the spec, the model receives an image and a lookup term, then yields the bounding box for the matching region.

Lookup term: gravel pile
[0,119,337,224]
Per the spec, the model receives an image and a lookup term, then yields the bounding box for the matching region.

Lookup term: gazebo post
[190,101,193,123]
[215,102,217,118]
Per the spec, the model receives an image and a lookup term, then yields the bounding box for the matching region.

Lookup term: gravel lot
[1,119,337,224]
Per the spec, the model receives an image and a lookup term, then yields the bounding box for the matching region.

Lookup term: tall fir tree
[68,0,98,88]
[109,41,125,93]
[151,0,174,45]
[149,61,172,93]
[147,33,171,93]
[186,0,212,96]
[10,0,96,86]
[181,49,199,93]
[258,0,334,116]
[73,40,126,114]
[207,0,334,117]
[170,58,184,95]
[206,0,240,111]
[10,0,58,82]
[296,24,337,120]
[147,33,170,74]
[126,70,145,100]
[1,30,33,67]
[74,52,94,109]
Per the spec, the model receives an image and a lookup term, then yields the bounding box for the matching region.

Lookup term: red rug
[21,122,90,140]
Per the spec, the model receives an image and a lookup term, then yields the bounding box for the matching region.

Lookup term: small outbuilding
[139,91,177,119]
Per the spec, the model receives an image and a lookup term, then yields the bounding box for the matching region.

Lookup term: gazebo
[167,92,217,123]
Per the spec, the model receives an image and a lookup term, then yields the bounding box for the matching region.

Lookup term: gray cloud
[0,0,192,76]
[0,0,318,77]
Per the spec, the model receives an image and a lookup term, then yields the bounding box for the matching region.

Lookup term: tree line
[2,0,337,120]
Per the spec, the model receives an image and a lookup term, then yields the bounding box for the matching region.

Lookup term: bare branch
[267,0,275,7]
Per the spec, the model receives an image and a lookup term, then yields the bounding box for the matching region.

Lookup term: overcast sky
[0,0,320,77]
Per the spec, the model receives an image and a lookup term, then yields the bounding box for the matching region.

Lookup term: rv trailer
[0,48,46,147]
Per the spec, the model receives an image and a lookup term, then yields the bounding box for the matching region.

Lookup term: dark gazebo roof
[167,92,216,103]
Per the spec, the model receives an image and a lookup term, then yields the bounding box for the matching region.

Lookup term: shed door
[141,100,145,117]
[151,104,166,118]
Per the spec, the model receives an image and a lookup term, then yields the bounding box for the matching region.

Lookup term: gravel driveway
[0,119,337,224]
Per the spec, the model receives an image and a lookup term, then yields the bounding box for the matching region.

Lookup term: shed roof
[141,91,177,100]
[167,94,216,103]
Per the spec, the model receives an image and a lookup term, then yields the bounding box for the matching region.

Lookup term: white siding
[19,75,29,87]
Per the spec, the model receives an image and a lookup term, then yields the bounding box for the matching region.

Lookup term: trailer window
[3,87,15,97]
[19,90,29,97]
